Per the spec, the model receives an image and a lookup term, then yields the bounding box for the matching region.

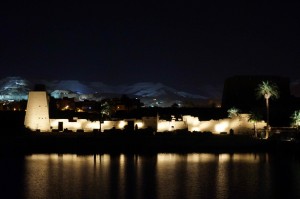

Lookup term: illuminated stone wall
[142,116,157,130]
[157,120,186,132]
[180,114,266,134]
[102,120,128,131]
[50,119,100,132]
[49,118,157,132]
[49,119,130,132]
[24,92,265,133]
[24,91,50,132]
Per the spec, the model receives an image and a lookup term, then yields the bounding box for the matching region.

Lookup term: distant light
[62,105,69,111]
[76,108,83,112]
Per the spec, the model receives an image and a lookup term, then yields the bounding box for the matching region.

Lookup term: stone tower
[24,91,50,132]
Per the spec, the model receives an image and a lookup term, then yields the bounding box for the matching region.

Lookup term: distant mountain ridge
[39,80,206,99]
[0,76,220,107]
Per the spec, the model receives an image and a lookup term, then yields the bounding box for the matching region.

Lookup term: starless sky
[1,1,300,96]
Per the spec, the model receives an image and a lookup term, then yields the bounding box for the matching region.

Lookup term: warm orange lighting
[24,91,50,132]
[135,121,144,128]
[217,154,230,162]
[25,92,267,134]
[118,121,127,129]
[62,105,69,111]
[215,122,229,133]
[76,108,83,112]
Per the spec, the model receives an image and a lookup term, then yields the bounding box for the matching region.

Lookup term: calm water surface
[1,153,300,199]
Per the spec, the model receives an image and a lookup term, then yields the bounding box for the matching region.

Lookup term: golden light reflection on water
[155,153,270,199]
[23,153,276,199]
[156,153,267,163]
[216,155,229,199]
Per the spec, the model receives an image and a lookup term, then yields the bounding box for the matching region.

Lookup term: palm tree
[227,107,240,118]
[248,111,263,137]
[98,99,115,132]
[256,81,279,138]
[290,110,300,130]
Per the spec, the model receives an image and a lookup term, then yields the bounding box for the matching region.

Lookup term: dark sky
[1,1,300,94]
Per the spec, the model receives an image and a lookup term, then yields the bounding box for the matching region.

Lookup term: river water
[1,153,300,199]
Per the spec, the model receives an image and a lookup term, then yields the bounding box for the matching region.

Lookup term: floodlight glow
[215,122,229,133]
[118,121,127,129]
[135,121,144,128]
[85,122,100,130]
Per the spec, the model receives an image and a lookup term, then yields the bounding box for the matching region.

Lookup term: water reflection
[2,153,298,199]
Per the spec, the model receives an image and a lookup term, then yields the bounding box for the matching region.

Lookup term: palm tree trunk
[266,97,270,138]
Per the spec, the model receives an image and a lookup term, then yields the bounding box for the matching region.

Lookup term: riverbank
[1,132,299,155]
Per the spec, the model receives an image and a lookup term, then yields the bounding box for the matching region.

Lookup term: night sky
[1,1,300,94]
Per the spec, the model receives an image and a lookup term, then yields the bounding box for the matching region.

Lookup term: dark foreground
[1,131,300,154]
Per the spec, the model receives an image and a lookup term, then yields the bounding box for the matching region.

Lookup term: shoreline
[1,132,299,155]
